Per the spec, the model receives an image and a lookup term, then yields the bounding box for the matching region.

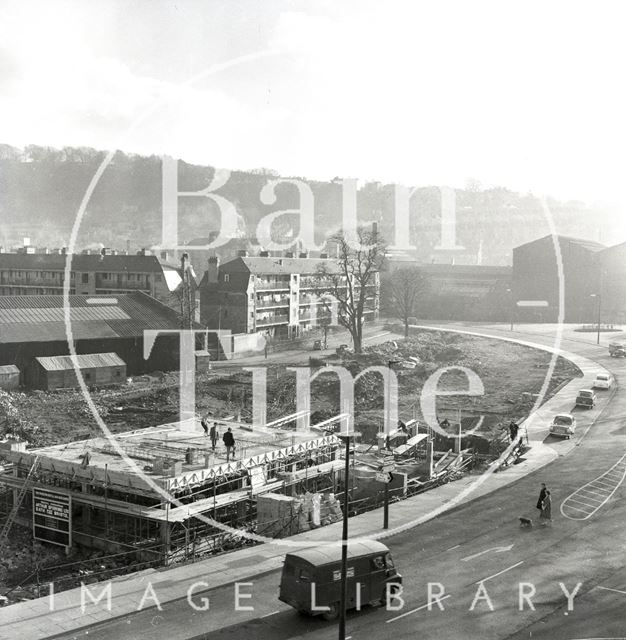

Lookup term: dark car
[575,388,596,408]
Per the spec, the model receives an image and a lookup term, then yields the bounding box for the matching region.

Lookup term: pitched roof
[222,256,343,275]
[0,253,179,273]
[515,235,606,254]
[0,292,188,344]
[35,353,126,371]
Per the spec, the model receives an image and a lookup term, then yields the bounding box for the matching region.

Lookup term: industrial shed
[26,353,127,391]
[0,292,203,374]
[0,365,20,390]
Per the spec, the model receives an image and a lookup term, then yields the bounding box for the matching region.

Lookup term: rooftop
[0,252,180,273]
[12,418,339,495]
[0,292,187,344]
[35,353,125,371]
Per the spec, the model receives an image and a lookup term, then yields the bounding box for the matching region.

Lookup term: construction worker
[209,422,219,452]
[201,415,209,437]
[223,427,235,461]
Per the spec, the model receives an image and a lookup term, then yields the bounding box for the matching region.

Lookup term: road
[57,327,626,640]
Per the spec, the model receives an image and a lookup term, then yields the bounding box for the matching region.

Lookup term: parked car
[592,373,614,390]
[279,540,401,620]
[575,388,596,409]
[609,342,626,357]
[336,344,350,356]
[312,340,322,351]
[549,413,577,438]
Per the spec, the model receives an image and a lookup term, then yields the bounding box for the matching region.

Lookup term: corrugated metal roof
[0,292,189,344]
[0,365,19,375]
[35,353,126,371]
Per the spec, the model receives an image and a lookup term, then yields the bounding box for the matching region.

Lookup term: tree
[315,227,386,354]
[382,267,428,337]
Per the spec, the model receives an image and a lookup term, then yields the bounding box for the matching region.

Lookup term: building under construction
[0,413,347,562]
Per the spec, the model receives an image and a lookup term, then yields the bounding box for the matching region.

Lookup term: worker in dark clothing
[509,421,519,442]
[209,423,219,452]
[223,427,235,461]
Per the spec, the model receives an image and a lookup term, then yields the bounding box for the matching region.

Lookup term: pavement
[0,323,613,640]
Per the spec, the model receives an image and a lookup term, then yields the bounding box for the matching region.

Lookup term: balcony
[256,314,289,327]
[256,302,289,310]
[255,280,290,291]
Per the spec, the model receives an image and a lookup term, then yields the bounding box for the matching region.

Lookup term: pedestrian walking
[209,422,219,452]
[509,420,519,442]
[539,490,552,525]
[223,427,235,461]
[201,416,209,437]
[536,483,547,511]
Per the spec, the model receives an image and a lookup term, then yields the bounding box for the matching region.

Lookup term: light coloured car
[592,373,613,390]
[549,413,577,439]
[575,388,597,408]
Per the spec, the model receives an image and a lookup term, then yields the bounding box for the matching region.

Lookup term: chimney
[259,250,269,257]
[207,256,220,283]
[126,239,131,254]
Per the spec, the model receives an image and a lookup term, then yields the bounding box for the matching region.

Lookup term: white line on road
[475,561,524,585]
[561,453,626,520]
[260,610,280,618]
[447,544,460,551]
[386,595,452,623]
[597,586,626,595]
[461,544,514,562]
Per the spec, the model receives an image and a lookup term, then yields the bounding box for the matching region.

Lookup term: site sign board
[33,488,71,548]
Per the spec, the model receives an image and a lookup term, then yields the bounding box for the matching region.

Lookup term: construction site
[0,328,581,603]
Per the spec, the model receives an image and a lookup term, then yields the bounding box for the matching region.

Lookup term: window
[297,568,311,582]
[84,373,91,381]
[224,274,230,282]
[115,370,121,377]
[81,273,89,284]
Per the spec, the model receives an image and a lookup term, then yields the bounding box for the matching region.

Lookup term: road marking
[260,610,279,618]
[447,544,460,551]
[461,544,514,562]
[386,595,452,623]
[561,453,626,520]
[597,586,626,596]
[475,561,524,585]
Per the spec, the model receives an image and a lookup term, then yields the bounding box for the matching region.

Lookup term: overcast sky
[0,0,625,217]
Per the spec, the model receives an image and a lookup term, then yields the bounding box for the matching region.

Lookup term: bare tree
[315,227,385,354]
[383,267,428,337]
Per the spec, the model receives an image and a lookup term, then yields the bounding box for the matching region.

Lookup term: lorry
[609,341,626,357]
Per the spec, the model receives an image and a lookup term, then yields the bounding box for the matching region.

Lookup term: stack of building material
[256,493,302,538]
[318,493,342,526]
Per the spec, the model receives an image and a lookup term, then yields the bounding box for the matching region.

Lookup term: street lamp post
[506,287,514,331]
[337,431,359,640]
[591,293,602,345]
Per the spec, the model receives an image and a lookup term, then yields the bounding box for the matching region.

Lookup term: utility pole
[337,431,359,640]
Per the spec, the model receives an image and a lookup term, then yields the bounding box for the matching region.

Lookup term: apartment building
[199,252,380,338]
[0,249,183,305]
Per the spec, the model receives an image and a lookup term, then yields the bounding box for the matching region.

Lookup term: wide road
[57,327,626,640]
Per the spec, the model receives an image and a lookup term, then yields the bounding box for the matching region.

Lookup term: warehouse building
[0,292,194,376]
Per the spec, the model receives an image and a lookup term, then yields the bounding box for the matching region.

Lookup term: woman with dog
[539,489,552,525]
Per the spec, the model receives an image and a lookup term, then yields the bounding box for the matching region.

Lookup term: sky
[0,0,625,229]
